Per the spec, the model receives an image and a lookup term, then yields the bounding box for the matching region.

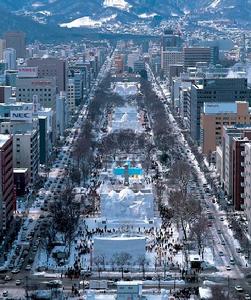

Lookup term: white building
[161,50,183,77]
[56,92,69,136]
[127,52,140,70]
[67,78,76,112]
[244,143,251,236]
[13,129,39,183]
[0,39,6,60]
[16,77,57,109]
[0,104,39,183]
[117,281,143,300]
[3,48,17,70]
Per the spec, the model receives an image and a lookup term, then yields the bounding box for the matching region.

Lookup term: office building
[161,50,183,77]
[134,60,145,74]
[0,86,12,103]
[183,47,211,69]
[221,126,251,199]
[200,101,251,155]
[27,57,67,92]
[189,78,251,141]
[13,168,29,197]
[3,48,16,70]
[56,92,68,136]
[113,54,124,73]
[67,78,76,113]
[4,31,26,58]
[127,52,140,69]
[0,134,14,235]
[169,64,183,84]
[5,70,18,87]
[161,29,182,50]
[0,39,6,60]
[232,136,251,210]
[16,77,57,109]
[244,143,251,236]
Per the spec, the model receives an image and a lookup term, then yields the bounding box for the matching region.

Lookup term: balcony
[241,193,245,198]
[241,151,245,156]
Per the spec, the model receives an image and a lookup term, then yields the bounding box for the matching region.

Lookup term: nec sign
[10,111,32,122]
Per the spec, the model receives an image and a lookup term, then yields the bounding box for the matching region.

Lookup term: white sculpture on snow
[100,187,154,220]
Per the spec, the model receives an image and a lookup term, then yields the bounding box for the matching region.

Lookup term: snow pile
[94,235,146,260]
[111,106,143,133]
[208,0,221,9]
[103,0,131,11]
[113,82,139,97]
[138,13,157,19]
[60,14,117,28]
[100,187,154,220]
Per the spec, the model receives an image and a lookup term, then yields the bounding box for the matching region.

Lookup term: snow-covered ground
[60,14,117,28]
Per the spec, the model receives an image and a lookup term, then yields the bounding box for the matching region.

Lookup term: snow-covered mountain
[0,0,251,31]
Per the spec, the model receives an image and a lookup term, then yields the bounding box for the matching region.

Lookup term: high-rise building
[12,130,39,184]
[67,78,76,113]
[183,47,211,69]
[56,92,68,136]
[200,101,251,155]
[221,126,251,199]
[161,29,182,51]
[244,143,251,236]
[0,86,12,103]
[161,51,183,77]
[4,31,26,58]
[232,135,251,210]
[0,39,6,60]
[16,77,57,109]
[189,78,251,141]
[113,54,124,74]
[0,134,14,236]
[27,57,68,92]
[3,48,16,70]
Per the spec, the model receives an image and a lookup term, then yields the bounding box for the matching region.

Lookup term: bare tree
[93,255,105,279]
[168,190,201,241]
[40,224,56,268]
[137,255,149,279]
[113,252,132,279]
[169,160,191,196]
[190,215,209,258]
[49,188,80,257]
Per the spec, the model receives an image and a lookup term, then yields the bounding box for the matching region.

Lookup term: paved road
[146,65,251,295]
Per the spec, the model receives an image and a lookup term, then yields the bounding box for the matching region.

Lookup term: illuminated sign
[10,110,33,122]
[18,67,38,78]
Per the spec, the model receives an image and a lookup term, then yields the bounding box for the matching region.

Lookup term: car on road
[2,291,8,297]
[226,265,231,271]
[4,275,11,281]
[219,251,224,256]
[46,279,63,288]
[245,294,251,300]
[25,265,32,271]
[11,268,20,274]
[235,285,243,292]
[16,279,21,285]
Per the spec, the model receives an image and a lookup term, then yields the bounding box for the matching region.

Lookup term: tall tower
[4,31,26,58]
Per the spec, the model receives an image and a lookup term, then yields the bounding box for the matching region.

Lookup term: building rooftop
[0,134,11,148]
[203,102,237,114]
